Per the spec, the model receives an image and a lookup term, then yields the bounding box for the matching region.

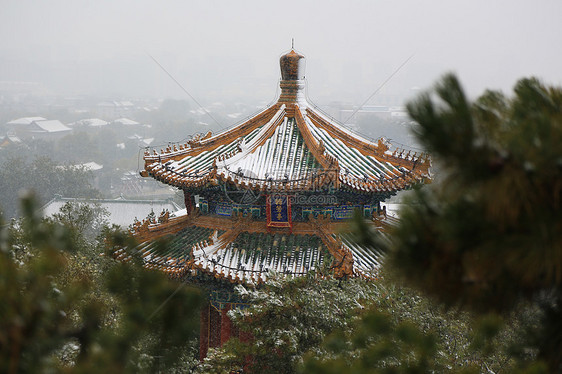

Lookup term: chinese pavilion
[117,48,431,360]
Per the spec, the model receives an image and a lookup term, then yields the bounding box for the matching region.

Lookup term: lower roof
[118,212,393,285]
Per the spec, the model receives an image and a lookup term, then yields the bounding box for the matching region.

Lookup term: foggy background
[1,0,562,220]
[2,0,561,104]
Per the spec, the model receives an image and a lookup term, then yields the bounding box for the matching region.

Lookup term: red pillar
[199,301,209,361]
[239,328,255,372]
[220,304,232,346]
[209,306,222,348]
[183,191,192,215]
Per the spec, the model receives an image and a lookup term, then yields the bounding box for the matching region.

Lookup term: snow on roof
[0,133,22,144]
[7,117,46,125]
[41,196,181,228]
[71,118,109,127]
[113,118,139,125]
[56,162,102,171]
[9,134,22,143]
[31,120,71,133]
[79,162,104,171]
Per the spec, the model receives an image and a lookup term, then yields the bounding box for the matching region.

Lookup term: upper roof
[141,49,430,194]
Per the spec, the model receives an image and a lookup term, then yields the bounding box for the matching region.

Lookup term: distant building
[5,117,47,131]
[69,118,110,128]
[96,101,135,119]
[5,117,71,139]
[0,132,23,148]
[78,162,104,172]
[116,169,167,196]
[127,134,154,147]
[26,120,72,139]
[112,117,140,126]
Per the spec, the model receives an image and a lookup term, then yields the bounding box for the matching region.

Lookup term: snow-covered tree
[197,271,513,374]
[1,194,202,373]
[196,273,378,374]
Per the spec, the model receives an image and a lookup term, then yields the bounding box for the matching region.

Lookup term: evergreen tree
[0,194,202,373]
[0,156,100,219]
[379,74,562,372]
[198,272,511,374]
[196,273,382,374]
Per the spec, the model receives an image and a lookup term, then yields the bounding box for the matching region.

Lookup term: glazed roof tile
[192,232,329,284]
[137,225,216,269]
[143,103,429,193]
[125,223,386,284]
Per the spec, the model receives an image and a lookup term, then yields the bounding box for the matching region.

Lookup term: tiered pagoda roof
[117,212,393,283]
[123,48,430,285]
[142,104,429,193]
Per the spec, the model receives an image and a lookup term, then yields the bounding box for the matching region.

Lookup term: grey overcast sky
[1,0,561,104]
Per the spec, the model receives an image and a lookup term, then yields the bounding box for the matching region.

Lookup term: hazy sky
[1,0,561,105]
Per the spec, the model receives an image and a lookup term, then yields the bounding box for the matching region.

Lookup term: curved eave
[304,106,431,191]
[145,166,428,194]
[141,101,431,193]
[143,104,282,165]
[120,215,393,285]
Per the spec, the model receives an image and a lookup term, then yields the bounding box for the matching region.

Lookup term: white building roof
[79,162,104,171]
[71,118,109,127]
[7,117,46,126]
[113,118,139,126]
[31,120,71,133]
[0,133,22,144]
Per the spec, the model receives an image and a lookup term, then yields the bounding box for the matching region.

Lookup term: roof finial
[291,38,294,50]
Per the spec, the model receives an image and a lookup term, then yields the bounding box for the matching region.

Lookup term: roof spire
[291,38,294,49]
